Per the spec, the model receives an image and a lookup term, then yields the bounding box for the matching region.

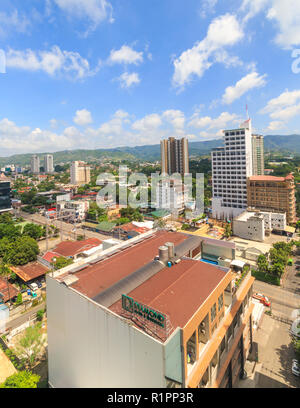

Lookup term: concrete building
[233,210,287,242]
[155,179,189,212]
[252,135,264,176]
[31,155,40,174]
[247,174,296,224]
[161,137,189,175]
[211,119,253,220]
[70,161,91,186]
[0,174,12,213]
[47,230,254,388]
[44,154,54,173]
[56,200,89,220]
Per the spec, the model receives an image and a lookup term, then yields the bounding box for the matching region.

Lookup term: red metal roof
[115,222,150,234]
[70,231,187,299]
[0,277,18,302]
[11,262,49,282]
[109,258,228,340]
[249,173,294,182]
[50,238,102,258]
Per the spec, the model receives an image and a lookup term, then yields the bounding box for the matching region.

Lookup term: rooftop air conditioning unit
[201,329,206,334]
[200,321,205,328]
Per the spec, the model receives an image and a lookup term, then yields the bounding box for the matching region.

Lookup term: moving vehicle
[252,292,271,307]
[292,359,300,377]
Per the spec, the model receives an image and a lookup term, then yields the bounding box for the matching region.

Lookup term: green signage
[122,294,166,328]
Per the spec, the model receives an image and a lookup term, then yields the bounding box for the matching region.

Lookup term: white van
[29,282,38,291]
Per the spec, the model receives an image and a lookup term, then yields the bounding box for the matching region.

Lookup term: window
[211,303,217,322]
[220,337,226,355]
[218,293,224,312]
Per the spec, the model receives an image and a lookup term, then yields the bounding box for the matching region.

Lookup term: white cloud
[132,114,162,132]
[189,111,240,129]
[108,45,143,65]
[117,72,140,88]
[266,0,300,48]
[261,89,300,113]
[241,0,300,49]
[267,121,285,130]
[73,109,93,126]
[199,0,218,18]
[222,72,267,104]
[172,13,244,88]
[50,119,59,128]
[269,104,300,121]
[0,9,31,37]
[162,110,185,129]
[5,46,99,79]
[54,0,113,31]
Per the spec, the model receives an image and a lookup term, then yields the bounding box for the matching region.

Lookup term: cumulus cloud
[172,13,244,88]
[108,45,143,65]
[222,72,267,104]
[117,72,141,88]
[162,110,185,129]
[188,111,240,129]
[260,89,300,122]
[5,46,100,80]
[73,109,93,126]
[267,121,285,131]
[0,9,31,38]
[54,0,113,34]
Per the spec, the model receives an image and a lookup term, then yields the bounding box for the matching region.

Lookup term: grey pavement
[6,302,46,331]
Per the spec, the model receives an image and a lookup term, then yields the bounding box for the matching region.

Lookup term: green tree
[53,256,73,270]
[224,223,232,238]
[22,223,44,240]
[269,262,284,278]
[14,323,46,369]
[293,338,300,363]
[15,293,23,305]
[0,223,22,240]
[6,236,39,266]
[257,254,269,274]
[36,310,44,321]
[0,371,40,388]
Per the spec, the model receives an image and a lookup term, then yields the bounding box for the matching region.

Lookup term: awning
[230,259,246,269]
[285,226,295,233]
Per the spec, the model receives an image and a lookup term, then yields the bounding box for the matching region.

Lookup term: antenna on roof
[246,104,250,120]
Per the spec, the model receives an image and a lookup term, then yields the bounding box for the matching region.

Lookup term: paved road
[251,257,300,388]
[6,302,46,331]
[20,211,110,242]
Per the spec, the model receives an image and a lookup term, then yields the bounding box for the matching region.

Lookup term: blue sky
[1,0,300,155]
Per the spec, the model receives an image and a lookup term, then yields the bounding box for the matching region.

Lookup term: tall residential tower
[211,119,253,220]
[161,137,189,175]
[70,161,91,186]
[252,134,264,176]
[44,154,54,173]
[31,155,40,174]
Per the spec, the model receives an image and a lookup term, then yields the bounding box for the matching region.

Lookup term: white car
[292,359,300,377]
[29,282,38,292]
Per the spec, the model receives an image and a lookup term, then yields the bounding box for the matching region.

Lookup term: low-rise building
[47,230,254,388]
[56,200,89,221]
[42,238,102,262]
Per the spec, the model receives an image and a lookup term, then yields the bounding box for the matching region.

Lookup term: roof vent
[164,242,175,259]
[158,245,169,264]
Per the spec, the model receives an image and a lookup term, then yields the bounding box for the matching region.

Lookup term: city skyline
[1,1,300,155]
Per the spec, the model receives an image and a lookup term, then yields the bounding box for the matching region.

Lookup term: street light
[51,257,57,278]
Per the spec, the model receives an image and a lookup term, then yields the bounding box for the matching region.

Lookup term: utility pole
[46,215,49,251]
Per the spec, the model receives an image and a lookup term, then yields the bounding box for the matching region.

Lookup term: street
[6,302,46,331]
[242,260,300,388]
[20,211,110,243]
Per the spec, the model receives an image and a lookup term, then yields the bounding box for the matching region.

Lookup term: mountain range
[1,134,299,167]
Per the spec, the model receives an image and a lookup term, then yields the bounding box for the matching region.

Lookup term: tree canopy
[0,371,40,388]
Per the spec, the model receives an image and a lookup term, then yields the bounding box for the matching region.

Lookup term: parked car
[252,292,271,307]
[292,359,300,377]
[28,282,38,292]
[36,281,42,289]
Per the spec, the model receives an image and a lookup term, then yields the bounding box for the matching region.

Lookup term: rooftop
[249,173,294,182]
[46,238,102,258]
[0,277,18,302]
[11,262,49,282]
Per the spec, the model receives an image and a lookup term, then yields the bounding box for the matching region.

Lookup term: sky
[1,0,300,156]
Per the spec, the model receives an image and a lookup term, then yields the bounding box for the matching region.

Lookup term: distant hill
[0,134,299,167]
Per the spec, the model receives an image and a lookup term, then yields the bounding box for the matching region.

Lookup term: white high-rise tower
[44,154,54,173]
[31,155,40,174]
[211,119,253,220]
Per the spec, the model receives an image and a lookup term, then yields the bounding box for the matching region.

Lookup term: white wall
[47,277,166,388]
[233,216,265,242]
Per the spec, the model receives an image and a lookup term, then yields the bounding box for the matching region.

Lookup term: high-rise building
[46,230,254,388]
[70,161,91,186]
[0,174,12,213]
[31,155,40,174]
[252,135,264,176]
[247,174,296,224]
[44,154,54,173]
[211,119,253,220]
[161,137,189,175]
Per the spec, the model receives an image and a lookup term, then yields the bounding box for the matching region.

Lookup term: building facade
[0,177,12,213]
[44,154,54,173]
[47,230,254,388]
[211,120,253,220]
[252,135,264,176]
[31,155,40,174]
[70,161,91,186]
[155,179,189,212]
[161,137,189,175]
[247,174,296,224]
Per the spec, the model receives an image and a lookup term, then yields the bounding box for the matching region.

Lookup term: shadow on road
[275,343,300,388]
